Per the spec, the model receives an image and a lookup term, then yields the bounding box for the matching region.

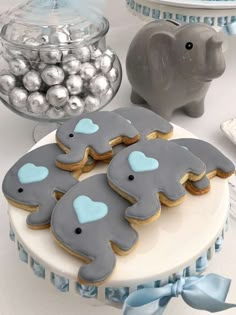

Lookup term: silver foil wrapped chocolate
[28,92,50,114]
[46,85,69,107]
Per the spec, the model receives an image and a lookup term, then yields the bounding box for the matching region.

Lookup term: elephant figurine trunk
[126,20,226,121]
[206,34,225,79]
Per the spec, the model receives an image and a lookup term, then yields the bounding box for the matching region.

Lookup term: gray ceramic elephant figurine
[126,20,226,121]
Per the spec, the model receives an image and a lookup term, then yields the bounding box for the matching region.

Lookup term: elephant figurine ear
[148,32,175,90]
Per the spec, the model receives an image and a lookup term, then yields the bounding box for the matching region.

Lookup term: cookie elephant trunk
[206,33,225,79]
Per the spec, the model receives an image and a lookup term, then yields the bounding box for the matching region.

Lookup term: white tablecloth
[0,2,235,314]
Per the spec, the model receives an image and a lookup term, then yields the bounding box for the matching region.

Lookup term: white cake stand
[8,124,229,308]
[125,0,236,34]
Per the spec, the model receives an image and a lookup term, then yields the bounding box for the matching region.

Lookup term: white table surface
[0,1,236,314]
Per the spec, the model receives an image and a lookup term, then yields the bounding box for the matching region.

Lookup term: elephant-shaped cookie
[2,144,78,229]
[101,106,173,161]
[126,20,226,120]
[107,139,206,224]
[172,138,235,194]
[56,111,140,171]
[51,174,138,285]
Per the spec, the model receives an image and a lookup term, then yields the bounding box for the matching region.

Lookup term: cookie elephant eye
[128,175,135,181]
[69,133,74,138]
[75,227,82,234]
[185,42,193,50]
[18,188,24,193]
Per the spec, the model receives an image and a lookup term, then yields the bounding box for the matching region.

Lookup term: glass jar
[0,0,122,122]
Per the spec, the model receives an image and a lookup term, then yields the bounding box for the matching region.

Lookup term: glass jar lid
[0,0,109,48]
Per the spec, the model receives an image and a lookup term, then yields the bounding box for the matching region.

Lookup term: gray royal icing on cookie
[56,111,139,166]
[115,107,173,140]
[112,107,173,156]
[51,174,138,285]
[172,138,235,191]
[107,139,206,222]
[2,144,78,228]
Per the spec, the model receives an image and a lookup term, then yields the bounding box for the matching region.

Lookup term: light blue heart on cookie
[74,118,99,134]
[18,163,49,184]
[128,151,159,172]
[73,195,108,224]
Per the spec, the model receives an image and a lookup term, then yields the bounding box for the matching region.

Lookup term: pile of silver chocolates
[0,0,122,121]
[0,34,121,121]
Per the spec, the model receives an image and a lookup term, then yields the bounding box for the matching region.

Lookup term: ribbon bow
[123,274,236,315]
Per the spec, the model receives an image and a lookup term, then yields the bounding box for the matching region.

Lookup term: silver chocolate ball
[41,66,65,86]
[65,96,85,116]
[23,70,42,92]
[90,75,110,96]
[22,38,41,60]
[0,73,16,95]
[84,95,101,112]
[75,46,91,62]
[80,62,96,81]
[106,67,119,83]
[65,75,83,95]
[46,85,69,107]
[46,106,65,119]
[39,49,62,64]
[50,30,70,45]
[91,48,103,60]
[104,48,116,63]
[9,58,30,76]
[9,87,28,109]
[62,55,81,75]
[94,55,113,73]
[28,92,49,114]
[103,88,114,104]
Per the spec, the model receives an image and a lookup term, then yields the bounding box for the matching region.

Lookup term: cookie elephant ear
[148,32,176,90]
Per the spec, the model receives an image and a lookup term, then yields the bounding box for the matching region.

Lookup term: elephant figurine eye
[128,175,135,181]
[69,133,74,138]
[185,42,193,50]
[18,188,24,193]
[75,227,82,234]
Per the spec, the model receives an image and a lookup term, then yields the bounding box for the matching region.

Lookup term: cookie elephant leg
[111,225,138,254]
[56,146,86,166]
[183,99,205,118]
[161,181,186,206]
[186,176,210,195]
[91,141,113,157]
[78,246,116,285]
[131,89,146,105]
[26,196,57,229]
[125,193,161,223]
[185,153,206,181]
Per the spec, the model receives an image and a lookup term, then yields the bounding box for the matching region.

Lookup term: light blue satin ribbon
[123,274,236,315]
[224,21,236,35]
